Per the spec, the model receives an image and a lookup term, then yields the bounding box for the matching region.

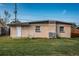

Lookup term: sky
[0,3,79,25]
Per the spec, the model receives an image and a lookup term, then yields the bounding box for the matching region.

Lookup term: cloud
[62,9,67,15]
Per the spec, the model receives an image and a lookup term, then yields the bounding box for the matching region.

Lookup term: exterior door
[16,27,21,37]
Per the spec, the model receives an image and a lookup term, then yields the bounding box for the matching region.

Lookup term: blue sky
[0,3,79,25]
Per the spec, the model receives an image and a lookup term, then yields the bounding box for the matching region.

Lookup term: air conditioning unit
[49,32,56,39]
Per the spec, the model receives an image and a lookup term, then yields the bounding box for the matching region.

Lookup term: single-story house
[8,20,73,38]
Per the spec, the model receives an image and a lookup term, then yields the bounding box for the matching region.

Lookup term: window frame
[35,26,41,32]
[59,26,64,33]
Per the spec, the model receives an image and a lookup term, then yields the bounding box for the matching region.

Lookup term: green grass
[0,37,79,56]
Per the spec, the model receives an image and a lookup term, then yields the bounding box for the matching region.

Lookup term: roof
[8,20,29,26]
[29,20,73,25]
[8,20,73,26]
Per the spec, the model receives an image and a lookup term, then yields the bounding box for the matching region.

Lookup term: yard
[0,37,79,56]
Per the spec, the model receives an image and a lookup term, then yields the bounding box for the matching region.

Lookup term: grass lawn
[0,37,79,56]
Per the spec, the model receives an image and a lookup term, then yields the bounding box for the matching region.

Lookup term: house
[8,20,72,38]
[77,27,79,29]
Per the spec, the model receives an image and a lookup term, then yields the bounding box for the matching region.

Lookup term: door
[16,27,21,37]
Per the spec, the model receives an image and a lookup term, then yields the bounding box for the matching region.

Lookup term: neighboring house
[0,18,6,36]
[77,27,79,29]
[8,20,72,38]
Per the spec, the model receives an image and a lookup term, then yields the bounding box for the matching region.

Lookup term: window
[60,26,64,33]
[35,26,40,32]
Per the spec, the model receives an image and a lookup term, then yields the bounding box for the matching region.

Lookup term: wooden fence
[71,28,79,37]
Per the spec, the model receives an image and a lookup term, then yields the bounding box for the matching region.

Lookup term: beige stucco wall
[21,26,30,37]
[28,24,49,38]
[10,23,71,38]
[28,23,56,38]
[10,23,56,38]
[57,24,71,38]
[20,23,56,38]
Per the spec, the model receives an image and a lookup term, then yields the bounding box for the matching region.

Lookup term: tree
[4,10,11,25]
